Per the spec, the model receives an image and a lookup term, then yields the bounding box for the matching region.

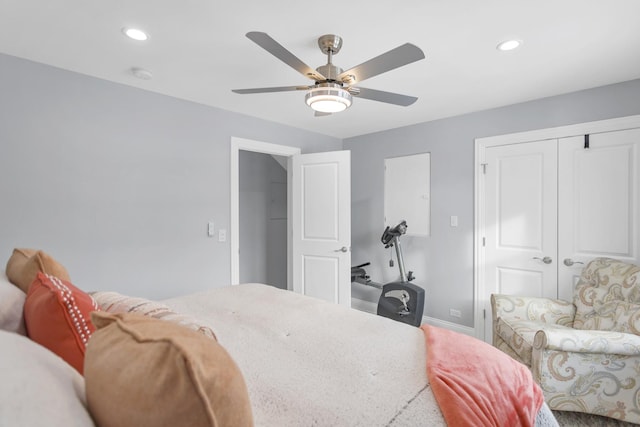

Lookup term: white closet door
[291,150,351,306]
[558,128,640,301]
[483,139,558,340]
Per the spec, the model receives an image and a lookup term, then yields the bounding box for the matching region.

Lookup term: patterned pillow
[584,301,640,334]
[573,258,640,329]
[91,291,216,340]
[24,273,98,374]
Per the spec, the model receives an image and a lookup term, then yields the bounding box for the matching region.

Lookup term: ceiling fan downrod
[316,34,344,83]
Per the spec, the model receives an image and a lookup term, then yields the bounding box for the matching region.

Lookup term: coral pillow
[422,324,544,427]
[24,273,98,374]
[6,248,71,293]
[85,311,253,427]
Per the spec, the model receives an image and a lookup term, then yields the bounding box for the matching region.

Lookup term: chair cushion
[573,258,640,330]
[495,318,541,366]
[583,300,640,334]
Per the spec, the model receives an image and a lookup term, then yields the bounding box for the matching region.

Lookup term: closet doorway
[475,115,640,342]
[238,150,288,289]
[230,137,300,289]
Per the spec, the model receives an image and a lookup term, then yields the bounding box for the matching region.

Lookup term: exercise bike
[376,220,425,326]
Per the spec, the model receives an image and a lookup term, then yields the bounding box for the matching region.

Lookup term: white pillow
[0,330,94,426]
[0,269,26,335]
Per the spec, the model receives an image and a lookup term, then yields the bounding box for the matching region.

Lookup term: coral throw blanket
[421,325,544,427]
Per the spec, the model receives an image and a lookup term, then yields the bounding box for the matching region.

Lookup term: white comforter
[164,284,558,427]
[163,283,443,426]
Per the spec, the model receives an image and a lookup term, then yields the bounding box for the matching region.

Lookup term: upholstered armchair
[492,258,640,424]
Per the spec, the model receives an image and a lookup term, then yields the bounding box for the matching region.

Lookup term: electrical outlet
[449,308,462,318]
[218,229,227,242]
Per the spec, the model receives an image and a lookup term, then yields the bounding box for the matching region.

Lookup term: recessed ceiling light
[122,27,148,41]
[496,39,522,52]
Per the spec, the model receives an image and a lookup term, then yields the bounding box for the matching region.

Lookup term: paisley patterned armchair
[491,258,640,424]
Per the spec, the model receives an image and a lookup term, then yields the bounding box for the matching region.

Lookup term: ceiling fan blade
[314,111,332,117]
[232,85,310,94]
[348,87,418,106]
[246,32,326,82]
[338,43,425,85]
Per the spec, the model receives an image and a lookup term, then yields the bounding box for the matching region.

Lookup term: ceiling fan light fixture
[305,83,352,113]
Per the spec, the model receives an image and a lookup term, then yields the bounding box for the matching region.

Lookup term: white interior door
[482,139,558,340]
[558,128,640,300]
[291,150,351,306]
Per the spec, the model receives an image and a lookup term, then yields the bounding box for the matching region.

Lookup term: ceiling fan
[232,32,426,115]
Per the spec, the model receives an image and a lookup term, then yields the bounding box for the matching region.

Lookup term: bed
[161,283,558,426]
[0,248,559,427]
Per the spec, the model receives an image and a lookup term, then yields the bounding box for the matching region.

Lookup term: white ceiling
[1,0,640,139]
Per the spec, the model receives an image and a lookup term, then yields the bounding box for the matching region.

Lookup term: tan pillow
[5,248,70,293]
[85,312,253,427]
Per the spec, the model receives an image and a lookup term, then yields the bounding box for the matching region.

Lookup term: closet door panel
[558,128,640,301]
[482,139,558,340]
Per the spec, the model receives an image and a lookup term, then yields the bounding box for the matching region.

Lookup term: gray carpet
[553,410,638,426]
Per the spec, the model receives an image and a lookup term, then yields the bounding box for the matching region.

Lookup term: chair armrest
[533,327,640,356]
[491,294,575,326]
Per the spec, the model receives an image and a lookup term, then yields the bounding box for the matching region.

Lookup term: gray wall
[239,151,287,289]
[3,51,640,326]
[345,78,640,328]
[0,53,341,299]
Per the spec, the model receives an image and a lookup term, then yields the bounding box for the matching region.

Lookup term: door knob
[563,258,584,267]
[335,247,349,253]
[533,256,553,264]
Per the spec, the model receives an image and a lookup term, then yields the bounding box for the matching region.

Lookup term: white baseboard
[421,316,476,337]
[350,297,378,314]
[351,297,476,337]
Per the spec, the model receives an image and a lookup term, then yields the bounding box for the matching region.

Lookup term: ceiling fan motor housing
[316,64,343,82]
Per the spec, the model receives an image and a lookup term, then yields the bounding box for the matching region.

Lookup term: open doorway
[230,137,301,288]
[238,151,287,289]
